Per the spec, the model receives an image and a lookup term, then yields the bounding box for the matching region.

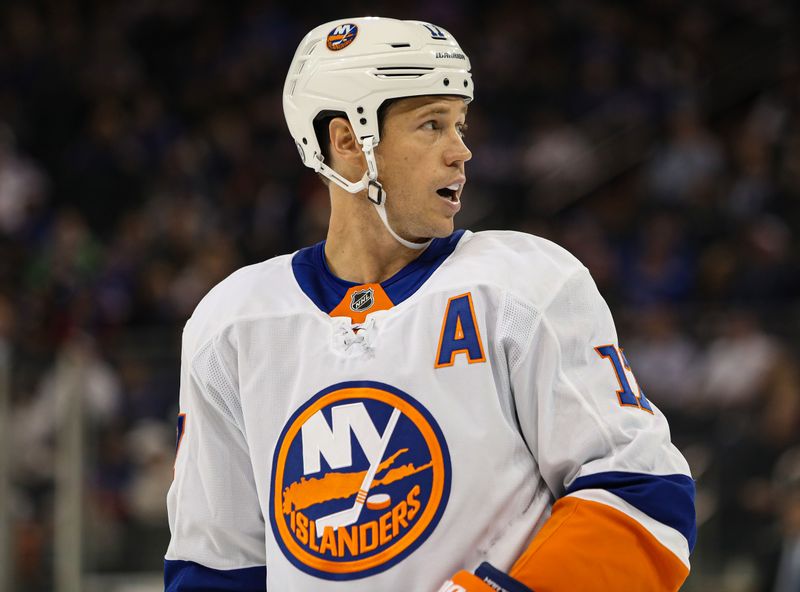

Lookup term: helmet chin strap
[313,136,433,251]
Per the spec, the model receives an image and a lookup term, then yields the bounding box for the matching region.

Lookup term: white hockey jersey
[165,230,695,591]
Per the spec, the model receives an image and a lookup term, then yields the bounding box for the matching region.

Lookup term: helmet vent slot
[375,73,425,78]
[389,43,411,48]
[373,66,433,79]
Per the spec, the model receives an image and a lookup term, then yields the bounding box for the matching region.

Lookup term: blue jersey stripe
[475,562,535,592]
[565,471,696,551]
[292,230,465,314]
[381,229,465,303]
[164,560,266,591]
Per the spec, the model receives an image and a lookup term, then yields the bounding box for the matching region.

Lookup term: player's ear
[328,118,364,167]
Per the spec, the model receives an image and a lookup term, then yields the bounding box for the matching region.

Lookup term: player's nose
[443,129,472,166]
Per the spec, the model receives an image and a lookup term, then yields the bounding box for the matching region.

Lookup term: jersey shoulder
[447,230,588,304]
[183,253,300,353]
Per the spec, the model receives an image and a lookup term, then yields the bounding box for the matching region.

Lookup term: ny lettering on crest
[332,24,353,36]
[301,402,383,474]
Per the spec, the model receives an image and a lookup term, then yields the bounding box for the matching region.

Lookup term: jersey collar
[292,230,465,322]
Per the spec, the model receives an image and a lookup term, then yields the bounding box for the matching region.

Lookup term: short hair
[313,99,396,166]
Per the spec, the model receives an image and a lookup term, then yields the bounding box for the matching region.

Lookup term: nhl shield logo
[350,288,374,313]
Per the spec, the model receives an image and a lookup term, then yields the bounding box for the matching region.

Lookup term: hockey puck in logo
[365,493,391,511]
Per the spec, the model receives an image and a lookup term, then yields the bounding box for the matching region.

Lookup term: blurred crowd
[1,0,799,590]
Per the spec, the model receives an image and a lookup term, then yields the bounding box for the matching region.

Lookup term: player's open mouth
[436,183,462,202]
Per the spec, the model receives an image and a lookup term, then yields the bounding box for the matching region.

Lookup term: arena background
[1,0,799,590]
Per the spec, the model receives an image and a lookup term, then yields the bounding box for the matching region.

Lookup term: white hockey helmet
[283,17,473,249]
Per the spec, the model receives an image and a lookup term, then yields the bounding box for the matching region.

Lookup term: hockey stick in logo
[315,407,401,536]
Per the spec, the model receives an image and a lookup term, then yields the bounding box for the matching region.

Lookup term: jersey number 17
[595,344,653,414]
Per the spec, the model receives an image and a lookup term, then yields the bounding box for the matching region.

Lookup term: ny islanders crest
[269,381,451,579]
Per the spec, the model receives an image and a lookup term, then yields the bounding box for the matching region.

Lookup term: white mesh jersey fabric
[191,338,245,434]
[497,291,541,373]
[166,328,267,570]
[165,230,693,590]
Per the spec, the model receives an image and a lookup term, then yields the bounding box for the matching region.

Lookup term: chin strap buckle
[367,180,385,205]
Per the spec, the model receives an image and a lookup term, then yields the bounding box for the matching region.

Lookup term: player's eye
[457,123,468,138]
[422,120,439,131]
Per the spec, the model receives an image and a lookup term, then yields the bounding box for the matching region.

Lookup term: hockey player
[165,17,695,591]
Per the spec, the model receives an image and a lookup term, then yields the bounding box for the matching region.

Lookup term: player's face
[375,96,471,242]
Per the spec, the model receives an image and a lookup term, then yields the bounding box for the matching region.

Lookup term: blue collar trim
[292,230,465,314]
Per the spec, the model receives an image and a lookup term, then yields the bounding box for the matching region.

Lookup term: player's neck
[325,193,424,285]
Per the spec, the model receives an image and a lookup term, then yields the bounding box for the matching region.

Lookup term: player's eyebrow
[413,103,469,118]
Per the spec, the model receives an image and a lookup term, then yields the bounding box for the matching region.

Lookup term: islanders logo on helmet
[326,23,358,51]
[270,381,451,580]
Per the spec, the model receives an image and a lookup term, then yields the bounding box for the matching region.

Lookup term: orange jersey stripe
[510,497,689,592]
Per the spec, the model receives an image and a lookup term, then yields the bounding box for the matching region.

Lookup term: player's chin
[407,210,457,242]
[427,217,456,239]
[405,220,452,244]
